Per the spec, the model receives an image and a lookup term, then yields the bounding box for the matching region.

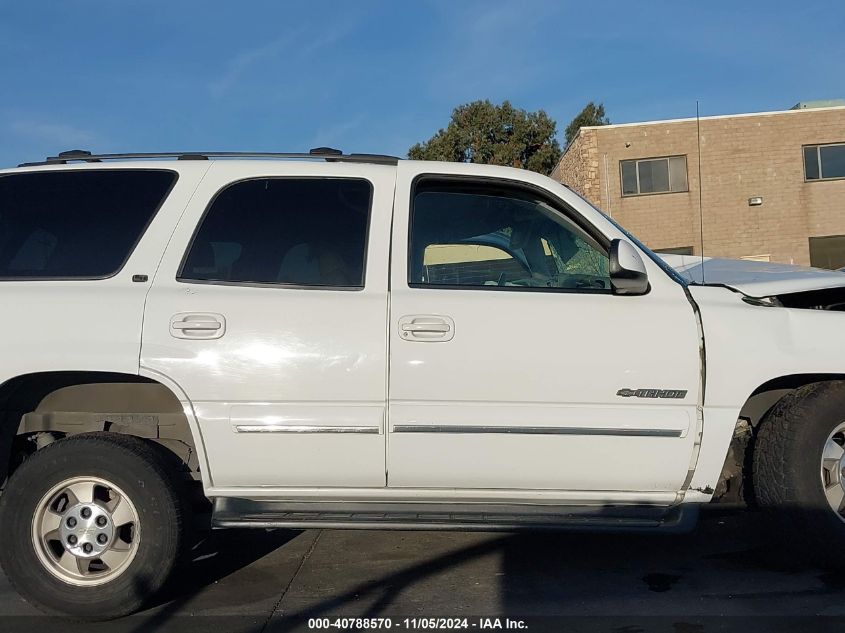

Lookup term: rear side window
[179,178,372,288]
[0,170,176,279]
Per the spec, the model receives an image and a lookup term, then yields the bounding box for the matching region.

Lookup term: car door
[140,161,394,489]
[387,162,702,493]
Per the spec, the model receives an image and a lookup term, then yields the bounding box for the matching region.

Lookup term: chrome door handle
[171,320,221,331]
[401,323,451,334]
[398,315,455,342]
[169,313,226,339]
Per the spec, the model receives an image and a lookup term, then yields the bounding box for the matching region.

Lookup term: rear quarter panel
[0,163,209,385]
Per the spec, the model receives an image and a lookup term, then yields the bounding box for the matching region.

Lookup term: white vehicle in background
[1,148,845,619]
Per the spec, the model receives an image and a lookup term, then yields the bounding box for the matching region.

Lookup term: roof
[791,99,845,110]
[556,103,845,166]
[576,103,845,132]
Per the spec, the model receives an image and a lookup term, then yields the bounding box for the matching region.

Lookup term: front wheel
[753,381,845,565]
[0,433,187,619]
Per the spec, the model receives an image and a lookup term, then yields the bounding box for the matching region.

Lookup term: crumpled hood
[658,254,845,297]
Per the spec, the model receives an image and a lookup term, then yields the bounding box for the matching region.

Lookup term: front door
[141,162,394,489]
[387,164,701,493]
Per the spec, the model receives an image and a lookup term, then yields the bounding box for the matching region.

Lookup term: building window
[809,235,845,270]
[804,143,845,181]
[654,246,694,256]
[621,156,688,196]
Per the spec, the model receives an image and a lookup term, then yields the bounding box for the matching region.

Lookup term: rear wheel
[0,433,187,619]
[753,381,845,564]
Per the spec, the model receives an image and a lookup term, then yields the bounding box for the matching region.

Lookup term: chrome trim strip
[392,425,682,438]
[235,425,381,434]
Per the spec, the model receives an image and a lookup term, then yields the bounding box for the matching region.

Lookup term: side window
[0,170,176,279]
[179,178,371,288]
[409,181,610,291]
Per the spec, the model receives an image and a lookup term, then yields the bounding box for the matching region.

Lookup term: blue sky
[1,1,843,168]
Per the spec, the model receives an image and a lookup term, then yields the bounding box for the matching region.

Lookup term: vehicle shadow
[123,527,303,633]
[151,527,303,608]
[9,507,845,633]
[260,505,845,630]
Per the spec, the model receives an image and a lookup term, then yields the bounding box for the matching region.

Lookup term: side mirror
[609,239,649,295]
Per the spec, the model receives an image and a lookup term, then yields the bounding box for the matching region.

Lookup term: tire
[753,381,845,565]
[0,432,188,619]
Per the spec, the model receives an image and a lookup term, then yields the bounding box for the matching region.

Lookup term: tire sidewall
[0,436,183,618]
[785,391,845,518]
[757,384,845,555]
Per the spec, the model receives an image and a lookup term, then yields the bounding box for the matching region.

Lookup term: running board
[211,498,698,533]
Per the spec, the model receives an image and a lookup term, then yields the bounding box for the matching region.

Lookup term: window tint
[180,178,371,287]
[0,170,175,279]
[410,181,610,291]
[620,156,688,196]
[805,143,845,180]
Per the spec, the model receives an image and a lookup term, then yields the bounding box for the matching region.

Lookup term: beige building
[551,103,845,268]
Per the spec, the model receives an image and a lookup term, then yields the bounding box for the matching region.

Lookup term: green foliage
[564,102,610,148]
[408,100,562,174]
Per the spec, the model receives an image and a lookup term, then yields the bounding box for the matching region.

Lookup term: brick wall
[551,128,602,206]
[551,107,845,266]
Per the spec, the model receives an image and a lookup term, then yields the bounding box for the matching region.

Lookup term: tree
[564,102,610,148]
[408,100,562,174]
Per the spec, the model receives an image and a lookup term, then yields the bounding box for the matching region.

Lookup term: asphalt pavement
[2,506,845,632]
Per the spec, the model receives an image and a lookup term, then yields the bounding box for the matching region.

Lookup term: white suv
[1,149,844,618]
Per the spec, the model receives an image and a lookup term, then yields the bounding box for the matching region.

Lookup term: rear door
[387,163,701,494]
[140,162,394,489]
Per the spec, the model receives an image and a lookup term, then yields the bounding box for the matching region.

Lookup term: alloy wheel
[31,476,140,586]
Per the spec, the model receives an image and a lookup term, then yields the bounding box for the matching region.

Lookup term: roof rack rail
[18,147,400,168]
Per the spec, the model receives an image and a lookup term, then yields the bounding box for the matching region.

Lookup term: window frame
[407,174,613,295]
[803,143,845,182]
[619,155,689,197]
[0,168,178,282]
[176,176,374,291]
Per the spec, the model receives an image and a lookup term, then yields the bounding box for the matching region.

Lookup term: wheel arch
[0,370,211,491]
[740,373,845,428]
[712,372,845,503]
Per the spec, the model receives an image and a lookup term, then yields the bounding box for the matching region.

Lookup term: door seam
[384,169,398,487]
